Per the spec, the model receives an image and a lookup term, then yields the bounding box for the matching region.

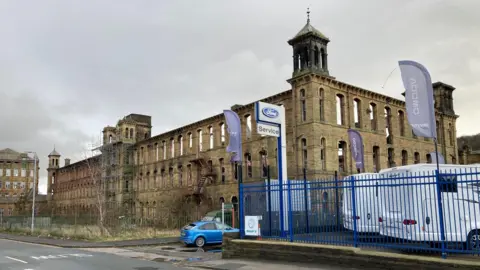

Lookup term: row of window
[300,89,455,146]
[0,181,33,189]
[0,168,35,177]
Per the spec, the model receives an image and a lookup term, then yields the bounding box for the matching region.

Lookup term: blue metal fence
[240,167,480,258]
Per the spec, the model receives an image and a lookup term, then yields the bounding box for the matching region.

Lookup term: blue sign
[262,107,279,119]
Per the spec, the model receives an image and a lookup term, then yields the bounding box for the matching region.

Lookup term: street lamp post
[24,152,37,234]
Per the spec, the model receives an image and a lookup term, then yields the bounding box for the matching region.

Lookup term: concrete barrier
[222,239,480,270]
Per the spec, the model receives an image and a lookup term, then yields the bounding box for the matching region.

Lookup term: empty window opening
[336,94,345,125]
[245,115,252,139]
[220,123,226,144]
[209,126,214,149]
[369,103,377,131]
[300,89,306,122]
[319,89,325,121]
[302,138,308,169]
[198,129,203,151]
[338,141,347,172]
[320,138,326,170]
[353,98,361,128]
[388,148,395,168]
[401,150,408,166]
[398,110,405,136]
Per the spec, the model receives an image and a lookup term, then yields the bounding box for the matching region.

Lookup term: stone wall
[222,237,480,270]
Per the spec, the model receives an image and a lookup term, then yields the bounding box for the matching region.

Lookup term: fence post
[335,171,340,230]
[303,168,309,234]
[287,179,294,242]
[434,170,447,258]
[239,183,244,238]
[350,176,358,248]
[267,165,272,236]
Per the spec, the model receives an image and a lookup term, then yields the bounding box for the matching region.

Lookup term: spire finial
[307,7,310,23]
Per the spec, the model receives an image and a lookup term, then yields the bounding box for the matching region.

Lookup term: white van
[343,173,381,233]
[378,163,480,249]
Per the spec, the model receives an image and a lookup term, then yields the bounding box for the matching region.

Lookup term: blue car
[180,221,239,247]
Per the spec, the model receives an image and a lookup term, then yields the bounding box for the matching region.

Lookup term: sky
[0,0,479,194]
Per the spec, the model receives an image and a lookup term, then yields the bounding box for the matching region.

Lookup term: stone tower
[287,10,334,178]
[47,147,60,200]
[287,8,331,78]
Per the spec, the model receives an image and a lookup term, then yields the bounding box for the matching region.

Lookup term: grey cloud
[1,0,479,193]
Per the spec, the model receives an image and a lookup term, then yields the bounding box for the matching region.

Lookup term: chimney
[65,158,71,166]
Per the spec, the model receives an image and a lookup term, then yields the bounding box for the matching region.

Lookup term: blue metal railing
[240,167,480,258]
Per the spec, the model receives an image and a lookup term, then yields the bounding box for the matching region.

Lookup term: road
[0,239,188,270]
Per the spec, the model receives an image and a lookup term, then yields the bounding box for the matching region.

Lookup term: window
[387,148,395,168]
[398,110,405,136]
[219,158,225,183]
[29,182,33,189]
[188,133,193,148]
[260,152,268,178]
[162,141,166,159]
[200,223,216,230]
[178,166,183,186]
[353,98,361,128]
[161,169,166,187]
[170,138,175,158]
[338,141,347,172]
[6,182,11,189]
[385,107,393,144]
[245,115,252,139]
[369,103,377,131]
[301,139,308,169]
[0,168,3,176]
[336,94,345,125]
[426,154,432,164]
[401,150,408,166]
[169,167,174,186]
[209,126,214,149]
[448,123,454,146]
[300,89,306,122]
[179,135,184,155]
[155,143,159,161]
[245,153,252,178]
[198,129,203,151]
[13,169,19,177]
[187,164,192,185]
[320,138,326,170]
[436,120,441,144]
[220,123,226,144]
[319,88,325,121]
[21,168,26,177]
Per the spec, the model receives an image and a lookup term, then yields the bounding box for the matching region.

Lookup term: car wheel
[195,236,206,247]
[467,230,480,250]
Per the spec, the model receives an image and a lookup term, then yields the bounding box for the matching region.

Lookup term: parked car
[180,221,239,247]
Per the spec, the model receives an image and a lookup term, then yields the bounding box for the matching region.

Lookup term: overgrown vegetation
[0,225,178,242]
[458,133,480,150]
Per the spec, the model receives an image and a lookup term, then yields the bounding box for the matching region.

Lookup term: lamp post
[23,152,37,234]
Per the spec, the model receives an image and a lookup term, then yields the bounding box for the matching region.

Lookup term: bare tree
[83,142,111,236]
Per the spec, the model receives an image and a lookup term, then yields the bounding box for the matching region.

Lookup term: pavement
[0,238,189,270]
[0,233,179,248]
[83,245,359,270]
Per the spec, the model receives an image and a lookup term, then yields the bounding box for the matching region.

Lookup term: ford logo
[262,107,279,118]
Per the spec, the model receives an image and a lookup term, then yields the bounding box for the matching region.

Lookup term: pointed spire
[49,145,60,157]
[307,7,310,24]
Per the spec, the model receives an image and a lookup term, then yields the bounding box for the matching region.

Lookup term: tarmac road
[0,239,188,270]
